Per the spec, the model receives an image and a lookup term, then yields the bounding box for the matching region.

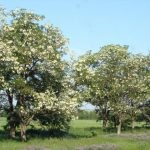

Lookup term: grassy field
[0,118,150,150]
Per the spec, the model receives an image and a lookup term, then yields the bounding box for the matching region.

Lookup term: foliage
[74,45,150,134]
[0,8,77,141]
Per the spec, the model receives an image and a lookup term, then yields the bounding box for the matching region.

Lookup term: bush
[34,108,71,132]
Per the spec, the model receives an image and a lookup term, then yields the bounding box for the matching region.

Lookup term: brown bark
[10,124,16,138]
[6,90,13,112]
[131,118,135,130]
[102,117,108,129]
[117,118,122,135]
[20,122,27,142]
[102,107,109,129]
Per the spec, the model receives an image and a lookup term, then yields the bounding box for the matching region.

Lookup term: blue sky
[0,0,150,56]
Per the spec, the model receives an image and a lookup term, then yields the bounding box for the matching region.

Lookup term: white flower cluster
[33,89,78,119]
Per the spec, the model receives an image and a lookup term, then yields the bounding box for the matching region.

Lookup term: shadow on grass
[68,127,98,138]
[0,128,97,141]
[27,128,68,139]
[0,125,149,141]
[27,127,99,140]
[84,126,116,134]
[0,129,68,142]
[0,129,21,142]
[84,125,150,134]
[0,129,9,140]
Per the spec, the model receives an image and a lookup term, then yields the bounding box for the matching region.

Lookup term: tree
[123,54,150,130]
[0,8,78,141]
[133,54,150,125]
[74,45,149,134]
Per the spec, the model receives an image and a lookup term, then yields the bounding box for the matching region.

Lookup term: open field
[0,118,150,150]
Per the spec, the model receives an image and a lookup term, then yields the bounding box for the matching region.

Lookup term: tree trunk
[102,108,109,130]
[20,123,27,141]
[102,118,108,129]
[131,118,135,131]
[10,124,16,139]
[117,118,122,135]
[8,114,16,139]
[113,116,117,128]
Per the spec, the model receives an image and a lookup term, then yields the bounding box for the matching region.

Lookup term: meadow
[0,117,150,150]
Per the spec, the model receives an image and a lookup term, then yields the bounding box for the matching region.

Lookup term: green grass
[70,120,101,128]
[0,133,149,150]
[0,118,149,150]
[0,117,6,130]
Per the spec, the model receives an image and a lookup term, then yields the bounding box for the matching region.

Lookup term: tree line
[0,8,149,141]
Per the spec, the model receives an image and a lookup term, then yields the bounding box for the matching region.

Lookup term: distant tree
[78,109,97,120]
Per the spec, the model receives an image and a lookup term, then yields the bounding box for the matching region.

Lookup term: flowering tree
[34,87,78,131]
[123,54,150,129]
[74,45,149,134]
[0,9,77,141]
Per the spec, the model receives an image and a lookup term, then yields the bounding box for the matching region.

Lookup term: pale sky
[0,0,150,57]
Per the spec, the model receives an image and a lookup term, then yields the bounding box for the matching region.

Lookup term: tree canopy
[74,45,149,134]
[0,8,77,141]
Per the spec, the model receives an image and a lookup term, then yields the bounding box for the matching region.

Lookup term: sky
[0,0,150,57]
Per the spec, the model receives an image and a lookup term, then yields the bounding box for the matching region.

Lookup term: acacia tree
[0,9,78,141]
[74,45,149,134]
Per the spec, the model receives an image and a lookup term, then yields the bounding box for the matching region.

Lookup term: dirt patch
[119,133,150,141]
[23,146,50,150]
[108,133,150,141]
[75,144,117,150]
